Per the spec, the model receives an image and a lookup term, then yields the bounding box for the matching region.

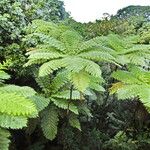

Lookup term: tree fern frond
[51,98,78,114]
[90,82,105,92]
[112,70,143,84]
[52,90,80,100]
[30,20,61,38]
[39,59,66,77]
[64,57,102,77]
[109,82,125,94]
[28,51,65,60]
[0,128,10,150]
[78,50,116,63]
[35,75,51,93]
[24,59,47,67]
[69,114,81,130]
[43,36,66,52]
[70,71,90,92]
[51,70,69,92]
[0,85,36,97]
[60,30,83,53]
[79,36,103,51]
[0,114,27,129]
[0,92,37,117]
[110,67,150,112]
[41,106,59,140]
[29,95,50,112]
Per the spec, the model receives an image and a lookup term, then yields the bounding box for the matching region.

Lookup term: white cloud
[62,0,150,23]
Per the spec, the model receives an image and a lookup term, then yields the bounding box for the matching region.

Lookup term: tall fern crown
[25,20,116,92]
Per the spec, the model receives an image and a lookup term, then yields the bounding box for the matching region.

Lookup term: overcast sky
[63,0,150,23]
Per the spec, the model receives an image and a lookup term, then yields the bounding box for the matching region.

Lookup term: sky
[62,0,150,23]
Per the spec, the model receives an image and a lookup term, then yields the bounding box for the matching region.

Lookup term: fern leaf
[0,71,10,83]
[0,85,36,97]
[79,51,116,63]
[52,90,80,100]
[69,114,81,131]
[90,83,105,92]
[0,92,37,117]
[28,51,65,60]
[0,128,10,150]
[51,98,78,114]
[60,30,83,53]
[70,71,90,92]
[112,70,143,84]
[41,106,59,140]
[35,75,51,93]
[51,70,68,92]
[29,95,50,112]
[39,59,66,77]
[0,114,27,129]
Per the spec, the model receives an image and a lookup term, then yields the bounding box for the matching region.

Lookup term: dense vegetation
[0,1,150,149]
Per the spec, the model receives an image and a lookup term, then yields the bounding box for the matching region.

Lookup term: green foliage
[116,5,150,20]
[0,128,10,150]
[110,66,150,112]
[25,20,117,93]
[1,1,150,149]
[41,106,59,140]
[101,34,150,67]
[0,65,50,149]
[104,131,138,150]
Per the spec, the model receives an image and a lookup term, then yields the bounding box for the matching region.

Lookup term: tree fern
[25,21,117,92]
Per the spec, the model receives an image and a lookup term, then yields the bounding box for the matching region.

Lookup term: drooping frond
[69,114,81,130]
[35,75,51,94]
[41,106,59,140]
[0,128,10,150]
